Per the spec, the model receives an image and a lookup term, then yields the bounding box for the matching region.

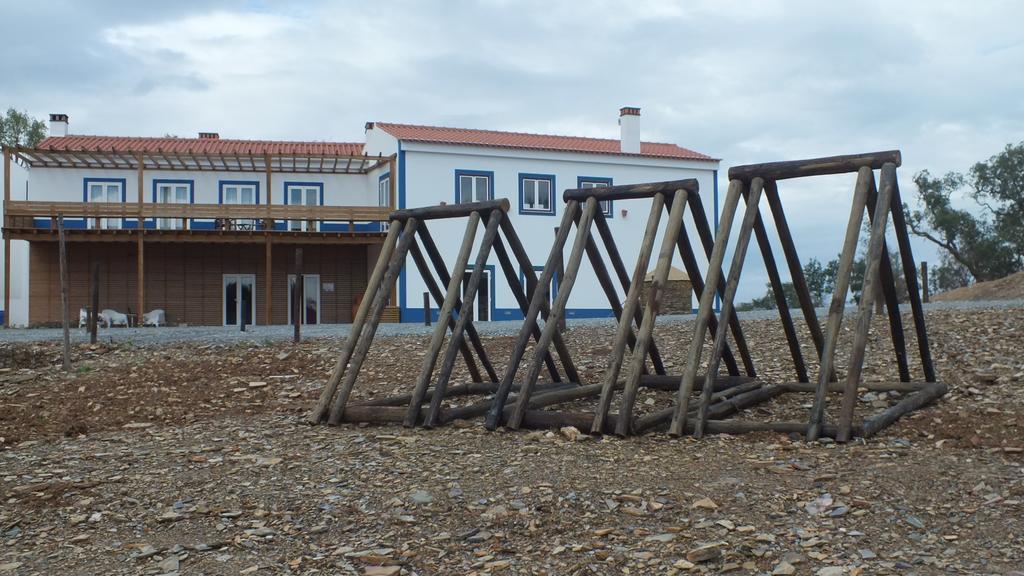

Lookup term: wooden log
[861,382,947,438]
[670,180,744,436]
[694,178,764,437]
[508,198,599,429]
[921,262,929,303]
[89,262,99,344]
[747,185,807,382]
[887,176,936,382]
[590,209,667,374]
[389,198,509,221]
[486,202,581,429]
[293,247,303,343]
[416,224,494,382]
[310,220,400,423]
[425,209,503,427]
[615,190,688,435]
[327,218,420,425]
[728,150,902,181]
[807,166,871,440]
[408,239,484,384]
[636,382,782,434]
[781,381,931,394]
[498,217,579,382]
[562,179,697,202]
[763,180,829,372]
[492,234,561,382]
[593,192,667,433]
[686,192,756,376]
[357,381,575,408]
[405,212,482,427]
[704,420,846,438]
[865,174,911,382]
[674,225,741,375]
[58,214,71,372]
[836,165,895,442]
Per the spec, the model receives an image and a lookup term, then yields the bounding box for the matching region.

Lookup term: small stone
[158,555,180,573]
[248,381,267,388]
[673,559,695,570]
[859,549,877,560]
[69,514,87,525]
[137,545,160,559]
[0,563,23,572]
[816,568,846,576]
[644,533,676,543]
[411,490,434,505]
[559,426,582,441]
[692,497,718,510]
[772,561,796,575]
[466,530,491,543]
[905,515,925,529]
[363,567,401,576]
[686,543,721,563]
[158,511,184,523]
[255,457,282,466]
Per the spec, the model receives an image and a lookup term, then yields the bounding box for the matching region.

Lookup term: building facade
[2,108,718,326]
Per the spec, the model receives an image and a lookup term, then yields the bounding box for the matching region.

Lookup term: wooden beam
[4,146,10,327]
[265,236,273,325]
[729,150,902,181]
[136,152,145,320]
[562,179,698,202]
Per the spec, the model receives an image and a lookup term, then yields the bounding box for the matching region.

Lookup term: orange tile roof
[373,122,716,161]
[35,135,365,156]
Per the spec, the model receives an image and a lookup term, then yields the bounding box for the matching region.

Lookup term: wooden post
[888,178,935,382]
[136,153,144,323]
[3,146,10,328]
[669,180,744,436]
[58,215,71,372]
[89,262,99,344]
[310,221,400,423]
[264,153,273,325]
[836,164,896,442]
[921,262,929,303]
[694,179,764,438]
[327,218,420,424]
[486,202,580,430]
[807,166,872,441]
[293,247,303,343]
[424,209,503,426]
[405,212,482,426]
[508,197,599,429]
[866,176,911,382]
[592,192,667,434]
[615,189,687,435]
[423,292,431,326]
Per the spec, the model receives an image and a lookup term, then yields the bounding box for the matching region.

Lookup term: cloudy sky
[3,0,1023,300]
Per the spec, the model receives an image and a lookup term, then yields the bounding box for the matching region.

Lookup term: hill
[932,270,1024,301]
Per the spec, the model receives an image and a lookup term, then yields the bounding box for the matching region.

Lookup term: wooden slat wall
[28,242,372,326]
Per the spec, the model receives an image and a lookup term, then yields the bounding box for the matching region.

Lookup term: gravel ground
[3,300,1022,346]
[0,305,1022,575]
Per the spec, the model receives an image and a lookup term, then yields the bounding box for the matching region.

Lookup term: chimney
[49,113,69,138]
[618,107,640,154]
[198,132,220,139]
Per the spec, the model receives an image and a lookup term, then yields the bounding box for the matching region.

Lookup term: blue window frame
[152,179,194,230]
[577,176,614,218]
[284,181,324,231]
[520,265,557,301]
[83,177,127,229]
[378,172,391,207]
[518,173,556,216]
[454,169,493,204]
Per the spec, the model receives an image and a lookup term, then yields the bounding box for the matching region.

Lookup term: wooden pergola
[2,145,397,327]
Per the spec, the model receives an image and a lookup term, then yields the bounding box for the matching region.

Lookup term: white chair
[142,309,166,327]
[100,309,129,327]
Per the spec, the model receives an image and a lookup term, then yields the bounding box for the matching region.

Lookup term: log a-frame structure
[312,150,945,442]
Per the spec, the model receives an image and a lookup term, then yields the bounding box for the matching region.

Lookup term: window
[84,178,124,229]
[378,173,391,207]
[455,170,493,204]
[521,265,557,302]
[220,181,259,229]
[285,183,322,231]
[154,180,192,230]
[519,174,555,215]
[578,177,614,218]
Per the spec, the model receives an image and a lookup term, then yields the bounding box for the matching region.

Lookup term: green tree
[906,142,1024,286]
[0,108,47,147]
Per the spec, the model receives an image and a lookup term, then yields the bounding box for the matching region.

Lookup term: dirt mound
[933,270,1024,301]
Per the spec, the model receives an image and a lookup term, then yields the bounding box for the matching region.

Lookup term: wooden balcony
[3,200,392,244]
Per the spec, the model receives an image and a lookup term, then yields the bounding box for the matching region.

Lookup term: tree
[0,108,47,147]
[906,142,1024,286]
[737,257,837,311]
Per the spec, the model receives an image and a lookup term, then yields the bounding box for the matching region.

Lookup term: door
[461,268,491,322]
[287,185,320,231]
[156,182,190,230]
[87,181,122,229]
[288,274,320,325]
[222,183,257,229]
[223,274,256,326]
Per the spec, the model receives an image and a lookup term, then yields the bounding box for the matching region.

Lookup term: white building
[2,108,718,326]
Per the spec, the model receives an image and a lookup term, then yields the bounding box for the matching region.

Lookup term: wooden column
[388,154,399,308]
[921,262,929,303]
[136,153,145,321]
[265,153,273,325]
[293,247,303,343]
[3,147,10,328]
[58,215,70,371]
[90,262,99,344]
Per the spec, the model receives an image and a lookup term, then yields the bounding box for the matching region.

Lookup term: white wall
[397,143,719,318]
[2,161,31,326]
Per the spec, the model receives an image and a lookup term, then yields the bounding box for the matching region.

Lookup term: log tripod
[312,151,944,441]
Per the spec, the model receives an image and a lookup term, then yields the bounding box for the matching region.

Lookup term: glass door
[156,182,190,230]
[87,181,122,229]
[223,183,257,229]
[461,269,491,322]
[287,185,320,231]
[223,274,256,326]
[288,274,321,325]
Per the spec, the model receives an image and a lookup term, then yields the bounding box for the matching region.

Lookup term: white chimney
[618,107,640,154]
[49,113,69,138]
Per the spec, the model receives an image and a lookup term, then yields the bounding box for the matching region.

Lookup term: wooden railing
[4,200,391,223]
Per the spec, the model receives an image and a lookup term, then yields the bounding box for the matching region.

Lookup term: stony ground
[0,307,1022,575]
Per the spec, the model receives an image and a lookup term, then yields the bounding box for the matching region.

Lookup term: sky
[2,0,1023,302]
